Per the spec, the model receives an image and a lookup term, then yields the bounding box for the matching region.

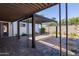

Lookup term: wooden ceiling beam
[22,4,36,12]
[0,4,17,10]
[28,3,39,10]
[38,3,45,7]
[0,3,58,22]
[18,3,57,22]
[32,3,41,9]
[43,3,49,6]
[9,4,25,9]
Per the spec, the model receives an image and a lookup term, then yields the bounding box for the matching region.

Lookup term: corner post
[40,23,42,35]
[32,15,36,48]
[26,19,30,48]
[56,22,58,38]
[17,21,20,39]
[65,3,68,56]
[59,3,62,56]
[11,22,14,36]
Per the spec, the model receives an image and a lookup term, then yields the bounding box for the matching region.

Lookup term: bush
[40,27,45,34]
[21,33,27,36]
[69,32,78,39]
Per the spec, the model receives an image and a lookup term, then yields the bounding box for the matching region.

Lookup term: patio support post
[32,15,36,48]
[56,22,58,38]
[59,3,62,56]
[0,22,3,38]
[40,23,42,35]
[41,23,42,28]
[48,25,49,34]
[7,23,9,37]
[1,23,3,38]
[65,3,68,56]
[17,21,20,39]
[0,22,1,39]
[26,19,30,48]
[11,22,14,36]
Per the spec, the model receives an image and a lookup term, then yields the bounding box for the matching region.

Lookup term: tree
[61,17,79,34]
[61,17,79,25]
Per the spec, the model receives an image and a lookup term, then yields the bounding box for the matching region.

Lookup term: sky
[36,3,79,21]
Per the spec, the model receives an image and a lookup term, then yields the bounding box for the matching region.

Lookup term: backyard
[40,16,79,55]
[0,3,79,56]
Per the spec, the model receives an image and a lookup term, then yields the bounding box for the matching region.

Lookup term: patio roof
[0,3,58,22]
[22,14,57,24]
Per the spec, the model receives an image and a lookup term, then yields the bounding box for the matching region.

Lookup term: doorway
[3,23,9,37]
[0,22,9,38]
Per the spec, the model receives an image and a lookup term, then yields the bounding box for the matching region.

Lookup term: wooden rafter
[0,3,58,22]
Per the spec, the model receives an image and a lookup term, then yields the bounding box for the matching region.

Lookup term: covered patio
[0,3,70,56]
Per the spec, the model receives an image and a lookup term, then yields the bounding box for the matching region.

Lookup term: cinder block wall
[45,25,79,35]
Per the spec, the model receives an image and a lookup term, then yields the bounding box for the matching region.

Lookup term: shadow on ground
[0,35,76,56]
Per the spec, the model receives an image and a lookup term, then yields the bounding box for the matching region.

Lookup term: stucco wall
[8,22,79,37]
[8,21,40,37]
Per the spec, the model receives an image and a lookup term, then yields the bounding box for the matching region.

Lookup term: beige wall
[44,25,79,35]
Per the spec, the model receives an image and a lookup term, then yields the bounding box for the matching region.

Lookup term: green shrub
[40,27,45,34]
[21,33,27,36]
[69,32,78,39]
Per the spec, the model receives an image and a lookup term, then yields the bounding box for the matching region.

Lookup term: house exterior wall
[8,21,40,37]
[8,22,12,36]
[0,21,9,37]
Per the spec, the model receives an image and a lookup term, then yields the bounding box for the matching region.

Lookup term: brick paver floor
[0,35,76,56]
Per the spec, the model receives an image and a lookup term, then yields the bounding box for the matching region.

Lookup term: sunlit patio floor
[0,34,76,56]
